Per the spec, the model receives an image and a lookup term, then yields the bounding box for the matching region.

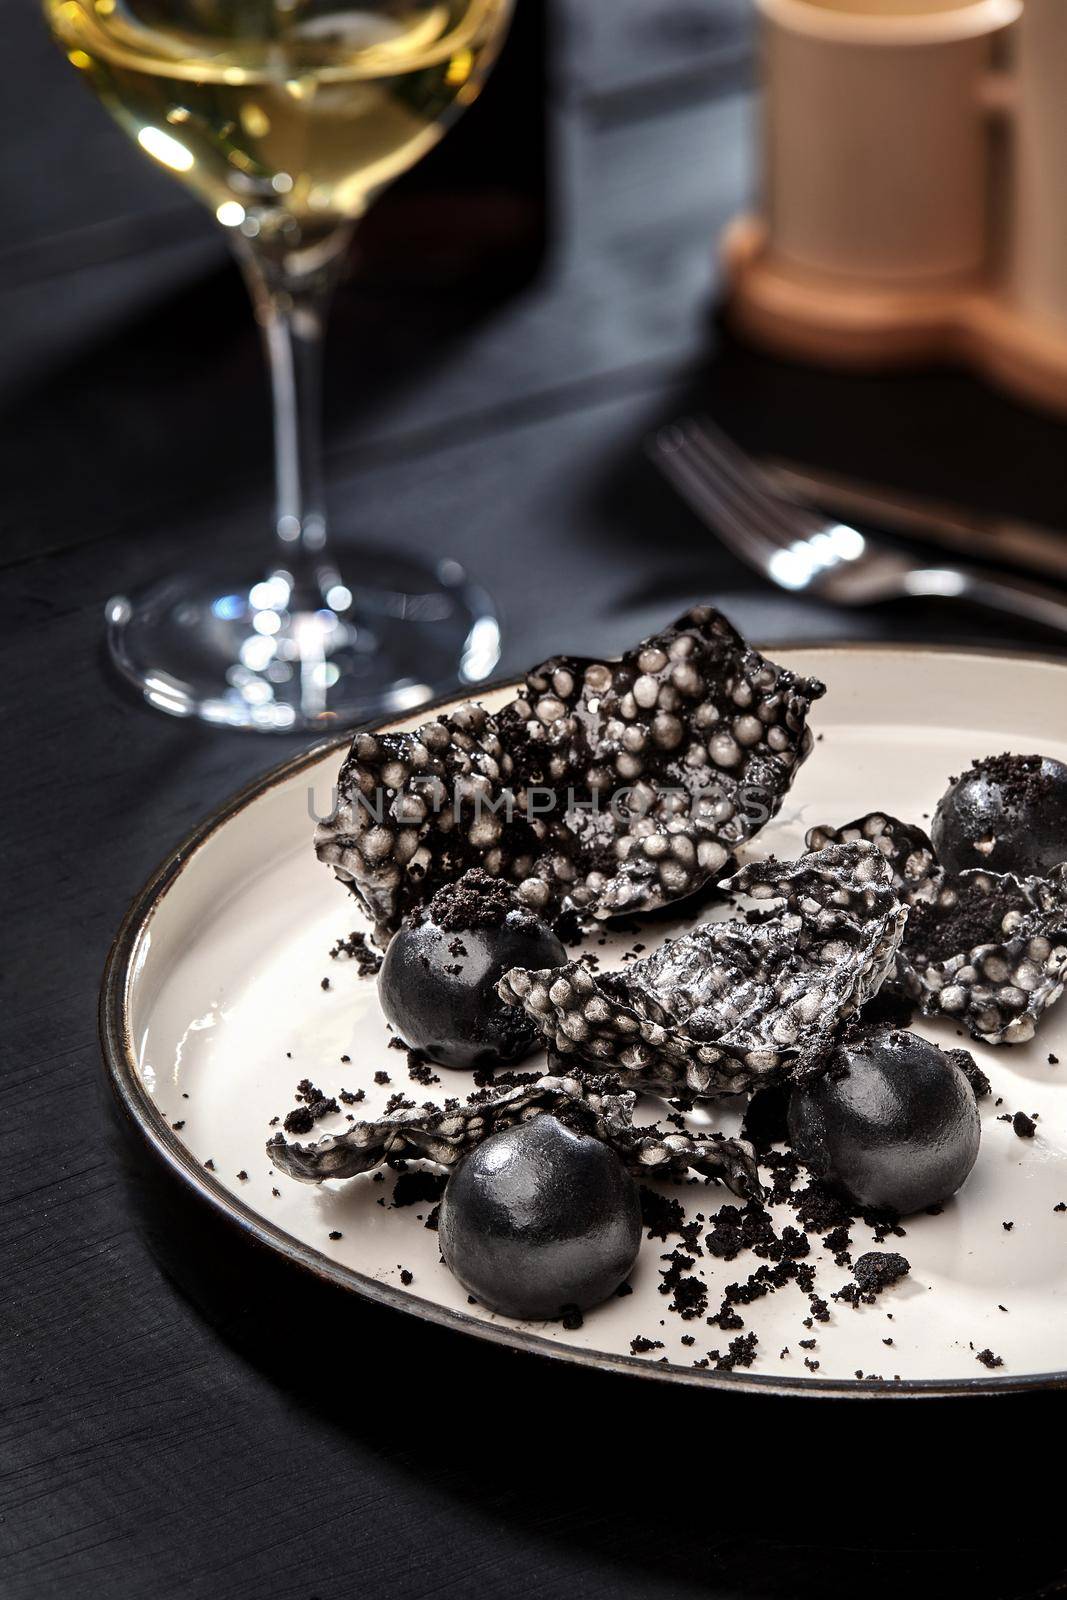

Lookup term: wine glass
[45,0,511,731]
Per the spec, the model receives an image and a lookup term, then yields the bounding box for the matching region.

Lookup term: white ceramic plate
[102,645,1067,1396]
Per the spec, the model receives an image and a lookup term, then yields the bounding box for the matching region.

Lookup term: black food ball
[439,1114,642,1319]
[787,1028,981,1215]
[378,870,567,1070]
[931,753,1067,878]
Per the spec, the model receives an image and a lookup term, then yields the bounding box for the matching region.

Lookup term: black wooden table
[5,5,1067,1596]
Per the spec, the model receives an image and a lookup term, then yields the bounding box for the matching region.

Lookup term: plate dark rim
[99,643,1067,1400]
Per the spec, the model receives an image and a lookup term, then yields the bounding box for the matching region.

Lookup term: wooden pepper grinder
[722,0,1067,417]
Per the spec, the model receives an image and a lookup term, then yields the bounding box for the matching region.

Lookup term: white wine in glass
[45,0,512,730]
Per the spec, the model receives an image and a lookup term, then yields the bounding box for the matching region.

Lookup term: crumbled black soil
[392,1170,447,1209]
[904,876,1031,963]
[329,929,382,976]
[963,752,1050,813]
[282,1078,339,1135]
[427,868,519,932]
[1013,1111,1036,1138]
[823,1224,852,1266]
[710,1333,759,1371]
[406,1050,441,1087]
[835,1251,910,1306]
[954,1052,991,1100]
[640,1186,687,1241]
[659,1250,708,1319]
[705,1202,807,1264]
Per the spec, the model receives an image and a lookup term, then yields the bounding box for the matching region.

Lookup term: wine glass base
[105,546,501,733]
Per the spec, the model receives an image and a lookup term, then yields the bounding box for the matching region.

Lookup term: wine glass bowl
[45,0,511,730]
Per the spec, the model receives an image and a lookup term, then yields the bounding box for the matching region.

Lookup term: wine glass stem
[234,225,355,606]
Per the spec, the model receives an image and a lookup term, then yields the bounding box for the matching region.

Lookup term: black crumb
[976,1348,1004,1369]
[374,1071,391,1086]
[954,1052,991,1101]
[640,1187,687,1241]
[399,1268,413,1286]
[560,1305,583,1330]
[630,1335,664,1354]
[236,1170,248,1181]
[392,1170,447,1209]
[659,1249,707,1320]
[329,929,383,976]
[328,1230,342,1240]
[406,1050,440,1087]
[823,1223,852,1266]
[616,1282,633,1298]
[1013,1111,1036,1139]
[905,873,1031,964]
[836,1251,910,1306]
[282,1078,339,1135]
[320,977,331,991]
[709,1333,758,1371]
[427,869,518,933]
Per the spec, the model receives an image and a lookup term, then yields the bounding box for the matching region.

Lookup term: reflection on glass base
[105,546,501,733]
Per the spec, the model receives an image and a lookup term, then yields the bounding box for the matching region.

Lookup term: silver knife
[761,458,1067,585]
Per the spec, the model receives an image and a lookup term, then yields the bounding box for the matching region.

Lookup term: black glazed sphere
[438,1114,642,1319]
[378,906,566,1070]
[931,753,1067,878]
[787,1029,981,1215]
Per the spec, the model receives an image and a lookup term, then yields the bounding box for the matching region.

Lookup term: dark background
[4,2,1067,1596]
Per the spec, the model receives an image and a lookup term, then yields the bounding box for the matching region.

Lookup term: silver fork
[651,417,1067,636]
